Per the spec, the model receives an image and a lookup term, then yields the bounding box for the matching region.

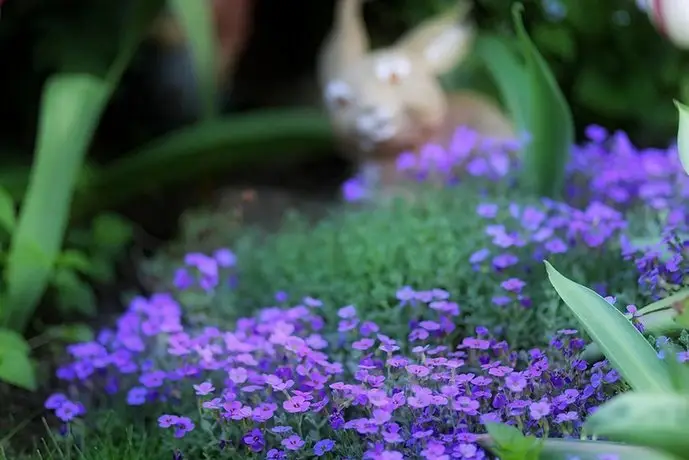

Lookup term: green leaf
[660,343,689,394]
[51,268,97,317]
[2,74,109,333]
[0,349,37,391]
[512,3,574,198]
[538,439,682,460]
[0,186,16,234]
[0,327,30,354]
[531,24,576,62]
[45,323,94,343]
[673,99,689,176]
[584,392,689,459]
[91,213,134,253]
[544,261,672,392]
[484,422,525,447]
[581,290,687,363]
[474,33,530,135]
[168,0,218,120]
[56,249,94,275]
[75,109,334,214]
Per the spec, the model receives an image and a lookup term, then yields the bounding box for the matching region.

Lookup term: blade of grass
[544,261,672,392]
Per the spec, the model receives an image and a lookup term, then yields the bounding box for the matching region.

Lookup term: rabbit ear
[393,2,474,76]
[318,0,370,84]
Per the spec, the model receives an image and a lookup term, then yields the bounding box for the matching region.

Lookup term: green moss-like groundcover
[144,183,643,350]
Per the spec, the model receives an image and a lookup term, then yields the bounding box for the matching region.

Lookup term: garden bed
[6,125,689,459]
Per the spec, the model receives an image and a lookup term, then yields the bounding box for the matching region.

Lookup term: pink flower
[282,395,311,413]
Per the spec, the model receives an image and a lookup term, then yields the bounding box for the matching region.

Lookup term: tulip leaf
[512,2,574,198]
[538,439,682,460]
[544,261,672,392]
[584,392,689,459]
[675,99,689,176]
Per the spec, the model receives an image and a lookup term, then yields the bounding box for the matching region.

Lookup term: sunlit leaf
[544,261,672,392]
[585,392,689,459]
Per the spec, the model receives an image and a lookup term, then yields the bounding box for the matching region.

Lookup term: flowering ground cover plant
[41,259,626,460]
[16,123,689,460]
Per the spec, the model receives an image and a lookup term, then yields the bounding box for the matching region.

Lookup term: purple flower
[281,435,305,451]
[282,396,311,413]
[529,401,551,420]
[193,381,215,396]
[242,428,265,452]
[55,401,81,422]
[313,439,335,456]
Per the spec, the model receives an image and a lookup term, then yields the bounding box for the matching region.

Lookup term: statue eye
[324,80,353,109]
[375,55,412,85]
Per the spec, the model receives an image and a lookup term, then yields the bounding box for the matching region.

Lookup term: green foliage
[475,0,689,145]
[0,327,35,391]
[584,392,689,459]
[544,261,672,392]
[676,100,689,176]
[168,0,218,119]
[511,3,574,198]
[483,423,543,460]
[142,184,639,348]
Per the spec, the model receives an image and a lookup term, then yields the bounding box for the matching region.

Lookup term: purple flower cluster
[341,126,526,202]
[568,126,689,219]
[45,268,622,459]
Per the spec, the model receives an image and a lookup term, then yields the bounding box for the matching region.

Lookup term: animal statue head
[318,0,475,157]
[317,0,515,193]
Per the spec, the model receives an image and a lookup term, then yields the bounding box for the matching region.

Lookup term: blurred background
[0,0,687,330]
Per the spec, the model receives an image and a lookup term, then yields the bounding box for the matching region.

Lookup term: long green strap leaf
[538,439,682,460]
[675,99,689,176]
[544,261,672,392]
[512,3,574,198]
[584,392,689,459]
[169,0,218,120]
[474,33,530,136]
[2,75,110,332]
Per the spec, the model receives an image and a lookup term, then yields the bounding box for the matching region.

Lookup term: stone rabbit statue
[317,0,516,196]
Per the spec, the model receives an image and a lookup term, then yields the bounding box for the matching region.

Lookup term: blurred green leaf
[0,327,30,354]
[660,343,689,394]
[0,187,15,235]
[474,33,530,134]
[0,349,36,391]
[2,74,109,333]
[483,423,542,460]
[56,249,94,275]
[512,3,574,197]
[584,392,689,458]
[76,109,334,214]
[538,439,682,460]
[51,268,97,317]
[45,323,94,344]
[91,213,134,254]
[544,261,672,392]
[675,99,689,176]
[169,0,218,119]
[531,25,576,62]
